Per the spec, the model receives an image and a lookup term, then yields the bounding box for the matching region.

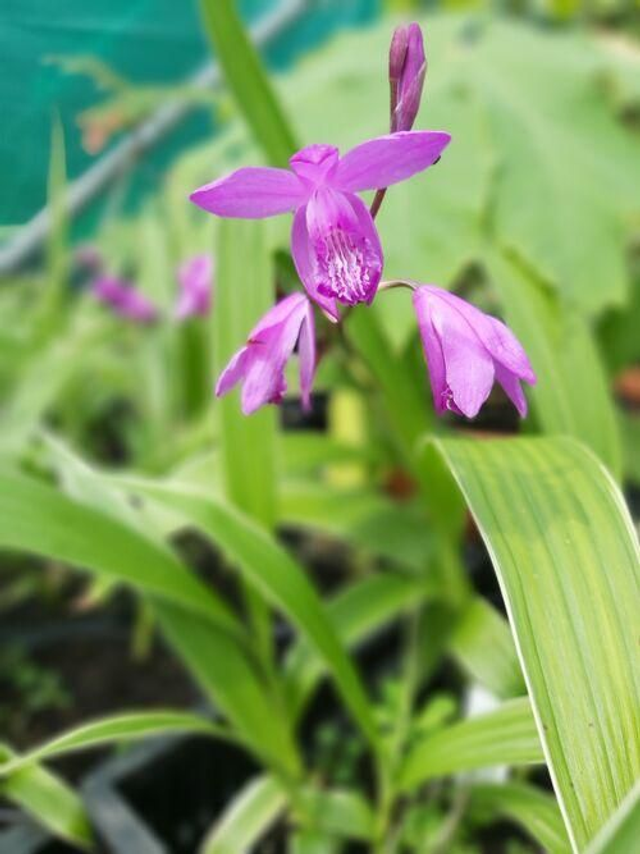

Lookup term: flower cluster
[191,24,535,419]
[86,251,214,324]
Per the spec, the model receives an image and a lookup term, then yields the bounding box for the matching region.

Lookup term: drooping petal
[291,205,339,321]
[429,289,536,383]
[302,188,383,307]
[435,299,494,418]
[215,294,316,416]
[297,300,316,411]
[495,363,528,417]
[190,167,306,218]
[413,288,448,415]
[216,347,251,397]
[333,131,450,193]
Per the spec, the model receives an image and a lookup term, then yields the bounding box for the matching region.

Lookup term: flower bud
[389,23,426,133]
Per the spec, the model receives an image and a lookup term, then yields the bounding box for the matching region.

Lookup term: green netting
[0,0,377,230]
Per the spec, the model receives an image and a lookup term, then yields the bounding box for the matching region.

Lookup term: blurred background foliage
[0,0,639,851]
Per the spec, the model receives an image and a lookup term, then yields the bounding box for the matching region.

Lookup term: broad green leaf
[0,712,225,776]
[485,251,622,479]
[114,480,379,747]
[435,437,640,850]
[400,697,542,791]
[199,0,297,167]
[0,470,236,632]
[471,782,571,854]
[0,745,92,850]
[199,774,286,854]
[584,781,640,854]
[449,597,525,699]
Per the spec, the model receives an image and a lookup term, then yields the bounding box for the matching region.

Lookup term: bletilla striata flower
[389,23,427,133]
[190,131,449,320]
[175,253,214,319]
[412,285,536,418]
[92,276,158,324]
[216,293,315,415]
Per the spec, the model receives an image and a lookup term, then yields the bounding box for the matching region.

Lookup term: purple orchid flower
[216,292,316,415]
[92,276,158,324]
[389,23,427,133]
[175,253,214,319]
[190,131,450,321]
[413,285,536,418]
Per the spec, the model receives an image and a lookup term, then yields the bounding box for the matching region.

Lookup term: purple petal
[289,144,340,189]
[176,253,213,319]
[216,294,315,416]
[333,131,450,193]
[428,288,536,383]
[298,300,316,411]
[413,288,448,415]
[291,205,339,321]
[301,188,383,307]
[495,364,528,417]
[190,167,306,218]
[216,347,251,397]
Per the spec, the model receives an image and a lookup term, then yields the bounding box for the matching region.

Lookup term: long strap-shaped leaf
[0,745,92,850]
[0,712,226,777]
[400,696,542,790]
[199,0,298,167]
[119,480,379,747]
[0,470,236,631]
[435,437,640,851]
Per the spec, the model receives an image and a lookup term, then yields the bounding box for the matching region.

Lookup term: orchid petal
[413,289,448,415]
[495,363,528,417]
[430,289,536,383]
[190,167,306,218]
[291,205,339,321]
[298,300,316,411]
[333,131,450,193]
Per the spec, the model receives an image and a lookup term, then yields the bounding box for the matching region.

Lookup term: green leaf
[296,786,375,842]
[0,712,225,776]
[214,218,277,527]
[0,470,237,632]
[115,480,379,747]
[284,573,423,717]
[152,601,301,776]
[485,251,622,479]
[449,597,525,699]
[584,781,640,854]
[400,697,542,791]
[280,481,435,574]
[435,436,640,850]
[199,0,297,167]
[199,774,286,854]
[0,745,92,849]
[470,782,571,854]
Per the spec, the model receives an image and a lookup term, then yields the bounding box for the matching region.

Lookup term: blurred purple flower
[413,285,536,418]
[176,253,214,319]
[190,131,449,320]
[216,292,315,415]
[389,23,427,133]
[92,276,158,324]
